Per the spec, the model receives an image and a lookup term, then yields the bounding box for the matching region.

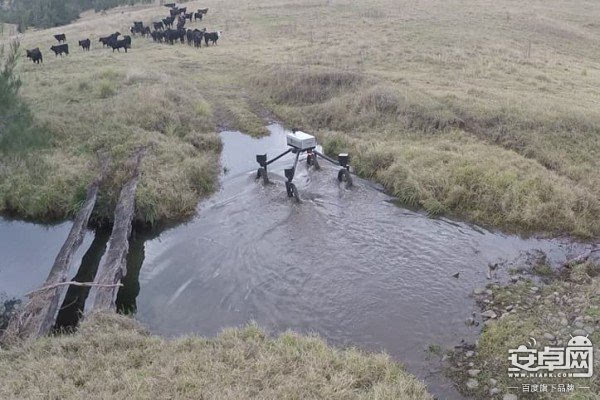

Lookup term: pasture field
[2,0,600,236]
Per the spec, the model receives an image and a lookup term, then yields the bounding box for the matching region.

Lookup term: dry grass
[0,312,432,400]
[2,0,600,234]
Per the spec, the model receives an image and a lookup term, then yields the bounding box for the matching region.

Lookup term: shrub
[0,41,46,152]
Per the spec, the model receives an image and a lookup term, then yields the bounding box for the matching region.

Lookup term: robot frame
[255,129,353,202]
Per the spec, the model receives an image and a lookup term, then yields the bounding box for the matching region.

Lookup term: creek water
[0,219,93,300]
[0,124,593,399]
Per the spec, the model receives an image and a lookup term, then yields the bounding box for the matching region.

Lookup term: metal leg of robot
[313,150,353,188]
[255,149,293,185]
[284,151,301,202]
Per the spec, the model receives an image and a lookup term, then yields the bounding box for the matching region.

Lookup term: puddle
[0,123,593,399]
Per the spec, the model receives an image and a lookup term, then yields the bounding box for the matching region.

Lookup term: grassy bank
[0,1,265,225]
[0,312,432,399]
[448,258,600,399]
[2,0,600,235]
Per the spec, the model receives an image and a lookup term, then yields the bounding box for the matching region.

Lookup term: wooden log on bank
[5,156,109,341]
[562,247,600,268]
[85,148,146,313]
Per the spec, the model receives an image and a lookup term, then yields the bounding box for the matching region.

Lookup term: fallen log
[85,148,146,313]
[4,155,110,341]
[25,281,123,297]
[562,248,600,268]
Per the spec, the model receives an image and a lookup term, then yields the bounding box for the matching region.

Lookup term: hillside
[2,0,600,236]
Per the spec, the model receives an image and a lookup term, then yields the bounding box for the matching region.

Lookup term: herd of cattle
[25,4,220,65]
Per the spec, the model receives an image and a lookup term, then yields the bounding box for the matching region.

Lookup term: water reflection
[54,229,110,330]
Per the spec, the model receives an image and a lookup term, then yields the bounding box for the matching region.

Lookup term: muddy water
[127,124,591,398]
[0,124,593,399]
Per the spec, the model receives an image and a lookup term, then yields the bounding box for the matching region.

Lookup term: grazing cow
[194,12,203,21]
[153,21,164,30]
[163,16,175,28]
[198,8,209,14]
[26,48,43,64]
[204,31,221,46]
[184,12,193,21]
[78,38,91,51]
[99,32,120,47]
[50,44,69,56]
[53,33,66,43]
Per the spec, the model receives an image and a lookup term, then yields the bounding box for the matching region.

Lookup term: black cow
[193,12,203,21]
[99,32,120,47]
[170,8,179,17]
[151,30,164,42]
[192,29,205,48]
[162,16,175,28]
[184,12,193,21]
[110,37,130,52]
[163,28,176,44]
[185,28,194,45]
[78,38,91,51]
[204,31,221,46]
[130,22,145,35]
[179,7,187,14]
[50,44,69,56]
[53,33,66,43]
[26,48,43,64]
[177,16,186,30]
[153,21,164,30]
[164,28,184,45]
[141,26,151,36]
[177,28,186,43]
